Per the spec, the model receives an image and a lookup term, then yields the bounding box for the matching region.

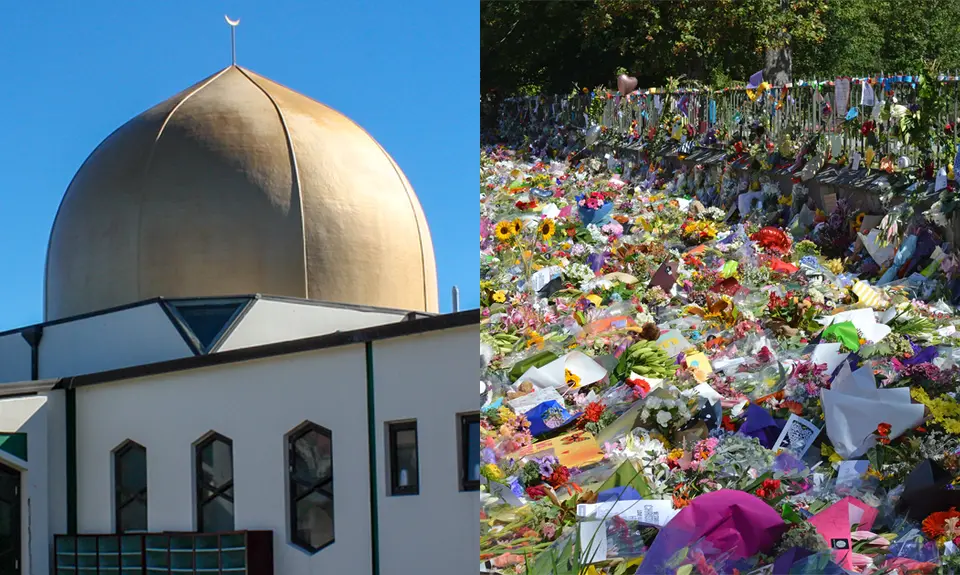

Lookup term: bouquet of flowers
[638,388,694,436]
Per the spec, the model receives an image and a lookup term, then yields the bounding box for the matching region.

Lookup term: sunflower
[494,221,514,241]
[512,219,524,235]
[538,218,556,240]
[492,290,506,303]
[564,369,581,389]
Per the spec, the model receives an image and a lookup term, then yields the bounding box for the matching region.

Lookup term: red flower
[755,479,781,499]
[546,465,570,488]
[876,422,892,437]
[626,377,651,399]
[583,402,605,423]
[721,415,736,432]
[756,346,773,364]
[525,485,548,500]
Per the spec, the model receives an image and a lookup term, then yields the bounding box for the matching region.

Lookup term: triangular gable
[162,298,253,354]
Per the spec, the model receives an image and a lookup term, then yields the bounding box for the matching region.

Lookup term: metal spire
[224,15,240,66]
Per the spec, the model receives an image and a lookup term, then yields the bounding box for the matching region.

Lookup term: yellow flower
[538,218,556,240]
[492,290,507,303]
[482,463,504,482]
[565,369,581,388]
[512,219,523,235]
[527,331,545,349]
[494,221,513,241]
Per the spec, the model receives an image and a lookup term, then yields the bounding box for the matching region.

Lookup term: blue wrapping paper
[526,400,579,436]
[878,234,917,285]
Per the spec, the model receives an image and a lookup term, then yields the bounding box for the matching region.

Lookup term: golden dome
[45,65,438,320]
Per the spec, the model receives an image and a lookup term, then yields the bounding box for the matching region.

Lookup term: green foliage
[482,0,960,98]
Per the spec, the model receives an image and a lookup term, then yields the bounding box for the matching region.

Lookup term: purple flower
[536,455,558,477]
[481,447,498,464]
[587,252,607,272]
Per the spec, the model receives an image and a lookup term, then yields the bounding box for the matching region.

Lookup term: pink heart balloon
[617,74,638,96]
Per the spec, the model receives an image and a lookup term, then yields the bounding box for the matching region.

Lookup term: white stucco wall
[372,325,479,575]
[0,394,50,575]
[218,299,406,351]
[0,333,32,384]
[39,303,194,379]
[75,344,373,574]
[45,390,67,540]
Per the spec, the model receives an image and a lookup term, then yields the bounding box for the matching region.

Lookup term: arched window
[114,440,147,533]
[195,433,234,532]
[287,422,333,552]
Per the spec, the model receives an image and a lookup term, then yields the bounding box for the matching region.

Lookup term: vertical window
[195,433,234,532]
[288,422,334,553]
[114,441,147,533]
[387,421,419,496]
[460,414,480,491]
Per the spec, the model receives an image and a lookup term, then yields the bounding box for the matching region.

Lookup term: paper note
[861,82,876,106]
[937,167,948,191]
[488,479,525,506]
[850,152,862,171]
[836,460,870,485]
[507,386,567,415]
[685,352,713,380]
[530,266,562,293]
[834,78,850,117]
[655,329,694,357]
[822,192,837,215]
[580,521,608,563]
[858,229,896,266]
[830,135,842,157]
[772,414,821,457]
[578,500,678,527]
[507,430,606,468]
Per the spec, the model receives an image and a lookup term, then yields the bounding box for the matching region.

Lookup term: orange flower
[922,508,960,539]
[782,400,804,415]
[672,494,691,509]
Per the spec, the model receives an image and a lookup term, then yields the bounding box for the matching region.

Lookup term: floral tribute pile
[479,144,960,575]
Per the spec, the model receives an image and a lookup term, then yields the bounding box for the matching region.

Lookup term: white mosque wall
[38,302,194,380]
[0,394,51,575]
[74,344,374,574]
[217,298,407,352]
[45,390,68,541]
[0,333,32,383]
[372,325,480,575]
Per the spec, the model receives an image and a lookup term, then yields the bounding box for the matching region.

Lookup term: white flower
[808,289,825,305]
[646,396,662,409]
[656,410,673,427]
[640,409,650,421]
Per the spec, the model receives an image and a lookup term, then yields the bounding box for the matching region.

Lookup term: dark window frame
[387,420,419,496]
[459,413,480,492]
[194,432,235,533]
[288,421,334,553]
[113,440,147,534]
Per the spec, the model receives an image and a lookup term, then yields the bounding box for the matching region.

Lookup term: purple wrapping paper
[587,252,608,273]
[903,340,938,366]
[638,490,787,574]
[773,546,814,574]
[738,403,786,449]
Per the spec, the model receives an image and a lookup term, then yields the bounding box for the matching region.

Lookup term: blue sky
[0,0,477,328]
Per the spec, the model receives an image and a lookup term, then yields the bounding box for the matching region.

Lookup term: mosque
[0,60,478,574]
